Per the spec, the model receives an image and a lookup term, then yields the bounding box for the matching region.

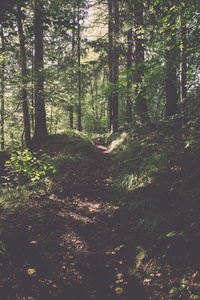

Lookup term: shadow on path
[0,142,149,300]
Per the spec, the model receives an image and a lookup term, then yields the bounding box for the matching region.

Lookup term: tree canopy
[0,0,199,147]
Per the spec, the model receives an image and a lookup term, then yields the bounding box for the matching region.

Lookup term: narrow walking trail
[0,142,148,300]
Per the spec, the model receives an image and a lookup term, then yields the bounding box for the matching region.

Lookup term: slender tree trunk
[95,74,100,132]
[126,27,132,124]
[17,4,31,149]
[0,25,5,150]
[32,0,48,144]
[102,70,106,118]
[77,6,82,131]
[69,102,73,129]
[50,105,53,134]
[165,12,179,117]
[70,9,75,129]
[31,42,34,131]
[112,0,119,133]
[108,0,114,131]
[180,8,187,125]
[134,1,149,124]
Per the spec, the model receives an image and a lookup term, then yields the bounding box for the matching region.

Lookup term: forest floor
[0,141,149,300]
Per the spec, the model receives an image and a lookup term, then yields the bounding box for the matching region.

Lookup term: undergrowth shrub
[46,131,94,171]
[109,128,200,238]
[0,239,6,275]
[5,149,56,186]
[44,130,94,157]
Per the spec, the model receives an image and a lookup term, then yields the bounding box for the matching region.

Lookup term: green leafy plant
[5,149,56,186]
[0,239,7,274]
[0,240,6,256]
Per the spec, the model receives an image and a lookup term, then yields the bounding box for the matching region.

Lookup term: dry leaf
[115,287,123,294]
[27,268,36,275]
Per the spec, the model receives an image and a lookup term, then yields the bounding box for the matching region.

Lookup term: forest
[0,0,200,299]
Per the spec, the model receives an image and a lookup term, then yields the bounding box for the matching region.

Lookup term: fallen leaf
[27,269,36,275]
[191,271,198,282]
[89,209,97,213]
[115,279,123,284]
[143,278,151,283]
[115,287,123,294]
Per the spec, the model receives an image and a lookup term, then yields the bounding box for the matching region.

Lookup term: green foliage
[0,239,6,274]
[5,149,56,186]
[50,131,94,175]
[109,126,200,238]
[0,240,6,257]
[0,131,94,209]
[53,153,77,170]
[45,130,94,154]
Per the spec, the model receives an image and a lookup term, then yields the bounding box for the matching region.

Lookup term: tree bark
[17,4,31,149]
[70,8,75,129]
[32,0,48,144]
[77,6,82,131]
[31,44,34,131]
[108,0,113,131]
[165,11,179,117]
[126,27,132,124]
[180,7,187,125]
[134,1,149,124]
[0,25,5,150]
[108,0,119,132]
[112,0,119,133]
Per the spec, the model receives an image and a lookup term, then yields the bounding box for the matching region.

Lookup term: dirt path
[0,142,148,300]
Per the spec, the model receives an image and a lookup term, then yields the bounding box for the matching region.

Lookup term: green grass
[107,124,200,299]
[109,127,200,231]
[0,130,94,210]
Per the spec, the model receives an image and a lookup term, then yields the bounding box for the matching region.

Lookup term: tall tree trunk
[77,6,82,131]
[134,1,149,124]
[17,4,31,149]
[165,13,179,117]
[180,7,187,125]
[126,27,132,124]
[108,0,114,131]
[112,0,119,133]
[95,73,100,133]
[69,102,74,129]
[70,9,75,129]
[50,105,53,134]
[0,25,5,150]
[32,0,48,144]
[31,42,34,131]
[108,0,119,132]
